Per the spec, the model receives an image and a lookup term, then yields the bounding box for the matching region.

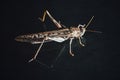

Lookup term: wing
[15,28,70,44]
[15,33,52,44]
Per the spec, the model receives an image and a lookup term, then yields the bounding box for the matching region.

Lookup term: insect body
[15,10,100,62]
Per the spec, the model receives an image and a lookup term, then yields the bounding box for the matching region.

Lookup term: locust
[15,10,101,62]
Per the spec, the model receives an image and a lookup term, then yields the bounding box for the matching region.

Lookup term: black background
[2,0,120,80]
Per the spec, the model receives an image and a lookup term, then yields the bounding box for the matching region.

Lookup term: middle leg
[69,38,74,56]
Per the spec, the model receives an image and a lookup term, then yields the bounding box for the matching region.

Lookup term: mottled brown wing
[15,28,71,44]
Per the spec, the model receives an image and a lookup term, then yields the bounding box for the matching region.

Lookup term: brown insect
[15,10,101,62]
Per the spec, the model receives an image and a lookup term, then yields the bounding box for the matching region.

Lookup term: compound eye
[79,26,83,28]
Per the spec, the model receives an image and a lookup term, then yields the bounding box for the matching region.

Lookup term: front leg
[78,37,85,46]
[69,38,74,56]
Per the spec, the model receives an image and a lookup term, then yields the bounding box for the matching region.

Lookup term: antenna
[85,16,94,28]
[86,30,102,33]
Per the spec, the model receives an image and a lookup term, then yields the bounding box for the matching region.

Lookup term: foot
[81,44,85,46]
[28,58,35,63]
[70,52,74,56]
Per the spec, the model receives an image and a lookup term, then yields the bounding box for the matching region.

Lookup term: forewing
[15,33,51,44]
[15,28,70,44]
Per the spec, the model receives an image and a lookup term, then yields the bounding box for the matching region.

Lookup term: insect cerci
[15,10,101,62]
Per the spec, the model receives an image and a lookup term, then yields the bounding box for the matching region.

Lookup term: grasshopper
[15,10,101,62]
